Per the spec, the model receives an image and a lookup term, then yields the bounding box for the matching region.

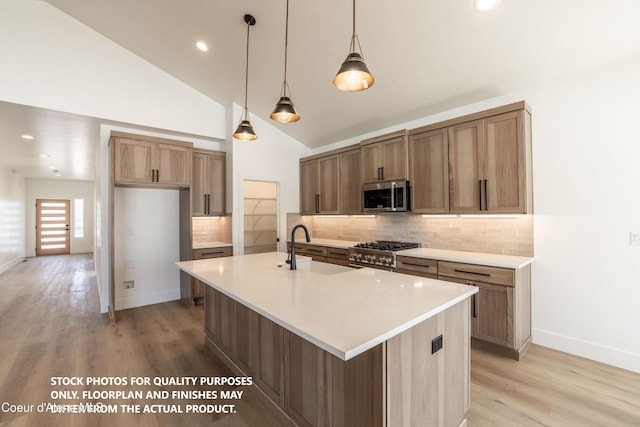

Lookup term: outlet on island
[432,334,443,354]
[123,280,135,289]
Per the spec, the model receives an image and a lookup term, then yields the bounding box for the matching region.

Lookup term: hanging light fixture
[233,14,258,141]
[333,0,374,92]
[270,0,300,123]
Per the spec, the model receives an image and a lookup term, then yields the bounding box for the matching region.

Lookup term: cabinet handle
[400,262,431,269]
[315,194,320,213]
[454,268,490,277]
[204,195,208,214]
[156,169,159,182]
[478,180,482,210]
[208,194,211,214]
[484,179,488,211]
[469,281,477,318]
[200,251,225,257]
[381,167,385,180]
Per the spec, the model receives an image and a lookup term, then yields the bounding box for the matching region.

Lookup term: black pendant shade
[270,0,300,123]
[233,14,258,141]
[333,0,374,92]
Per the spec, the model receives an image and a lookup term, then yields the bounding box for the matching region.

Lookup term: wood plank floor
[1,254,639,426]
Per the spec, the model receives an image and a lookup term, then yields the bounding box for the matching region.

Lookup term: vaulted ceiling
[3,0,640,180]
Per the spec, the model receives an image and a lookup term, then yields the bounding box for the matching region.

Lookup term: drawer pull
[454,268,490,277]
[400,262,431,269]
[200,251,225,256]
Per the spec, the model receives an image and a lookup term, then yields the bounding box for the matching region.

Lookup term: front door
[35,199,70,256]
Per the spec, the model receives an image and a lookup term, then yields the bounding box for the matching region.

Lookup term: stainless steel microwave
[362,180,410,213]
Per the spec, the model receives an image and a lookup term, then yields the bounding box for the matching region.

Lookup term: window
[74,198,84,238]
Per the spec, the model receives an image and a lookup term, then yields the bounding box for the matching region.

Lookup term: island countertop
[176,252,477,361]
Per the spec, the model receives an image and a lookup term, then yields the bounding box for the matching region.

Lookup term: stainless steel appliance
[349,240,420,271]
[362,180,410,213]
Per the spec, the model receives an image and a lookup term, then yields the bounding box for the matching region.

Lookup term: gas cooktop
[353,241,420,251]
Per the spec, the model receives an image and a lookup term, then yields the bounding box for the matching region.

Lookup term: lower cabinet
[204,286,469,426]
[438,261,531,360]
[182,246,232,306]
[396,256,531,360]
[286,243,351,266]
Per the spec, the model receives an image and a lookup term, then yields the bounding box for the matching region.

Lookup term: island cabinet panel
[256,316,285,406]
[284,332,384,427]
[387,299,469,427]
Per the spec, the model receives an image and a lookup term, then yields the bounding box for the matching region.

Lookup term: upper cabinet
[112,132,192,188]
[449,107,532,214]
[340,148,362,214]
[409,127,449,214]
[300,155,341,215]
[192,149,226,216]
[361,130,409,183]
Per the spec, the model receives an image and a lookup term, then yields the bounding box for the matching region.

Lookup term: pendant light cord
[282,0,290,96]
[243,20,250,120]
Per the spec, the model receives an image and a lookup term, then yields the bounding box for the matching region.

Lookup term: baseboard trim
[0,255,24,275]
[115,289,180,311]
[533,328,640,373]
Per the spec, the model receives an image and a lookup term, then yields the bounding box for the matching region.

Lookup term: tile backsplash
[287,213,533,257]
[192,216,232,245]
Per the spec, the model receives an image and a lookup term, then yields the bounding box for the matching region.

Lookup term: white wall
[229,104,312,255]
[317,59,640,373]
[24,178,94,256]
[0,166,25,273]
[114,188,180,310]
[0,0,225,140]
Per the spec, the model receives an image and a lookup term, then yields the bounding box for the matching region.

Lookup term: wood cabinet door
[235,303,260,376]
[473,281,513,348]
[191,152,208,215]
[380,136,408,181]
[483,111,526,213]
[360,143,382,184]
[155,143,191,186]
[114,138,155,184]
[204,286,219,339]
[300,160,318,214]
[285,332,325,427]
[208,154,226,215]
[217,292,235,359]
[256,316,285,406]
[449,120,483,213]
[318,155,340,214]
[409,128,449,213]
[340,149,362,214]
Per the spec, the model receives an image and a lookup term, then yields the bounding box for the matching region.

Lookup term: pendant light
[270,0,300,123]
[233,14,258,141]
[333,0,374,92]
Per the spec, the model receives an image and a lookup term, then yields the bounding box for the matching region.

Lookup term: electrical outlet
[630,232,640,246]
[431,334,443,354]
[123,280,134,289]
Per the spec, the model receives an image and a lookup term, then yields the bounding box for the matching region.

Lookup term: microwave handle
[391,181,397,211]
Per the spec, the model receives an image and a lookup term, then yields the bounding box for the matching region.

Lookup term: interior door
[35,199,70,256]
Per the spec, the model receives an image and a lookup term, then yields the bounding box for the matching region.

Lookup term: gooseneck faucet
[289,224,311,270]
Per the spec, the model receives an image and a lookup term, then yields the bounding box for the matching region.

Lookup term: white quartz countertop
[193,242,233,250]
[176,252,477,361]
[398,248,534,269]
[288,238,361,249]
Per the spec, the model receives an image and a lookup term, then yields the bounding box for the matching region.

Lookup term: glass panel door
[35,199,70,256]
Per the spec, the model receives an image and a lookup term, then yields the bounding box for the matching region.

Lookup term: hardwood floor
[1,254,639,426]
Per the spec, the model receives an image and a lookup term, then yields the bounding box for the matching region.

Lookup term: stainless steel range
[349,241,420,271]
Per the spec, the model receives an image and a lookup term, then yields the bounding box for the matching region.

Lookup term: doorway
[35,199,70,256]
[243,180,278,254]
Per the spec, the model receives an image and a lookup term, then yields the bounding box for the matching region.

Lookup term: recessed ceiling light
[55,174,62,177]
[196,41,208,52]
[21,134,35,140]
[39,154,50,158]
[49,166,57,170]
[474,0,497,12]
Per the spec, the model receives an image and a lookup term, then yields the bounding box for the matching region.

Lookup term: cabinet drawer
[302,245,327,257]
[193,246,233,259]
[327,247,349,259]
[396,256,438,278]
[438,261,514,287]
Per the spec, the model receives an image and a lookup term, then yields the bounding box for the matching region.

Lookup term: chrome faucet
[289,224,311,270]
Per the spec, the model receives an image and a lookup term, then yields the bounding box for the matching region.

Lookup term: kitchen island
[177,252,477,427]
